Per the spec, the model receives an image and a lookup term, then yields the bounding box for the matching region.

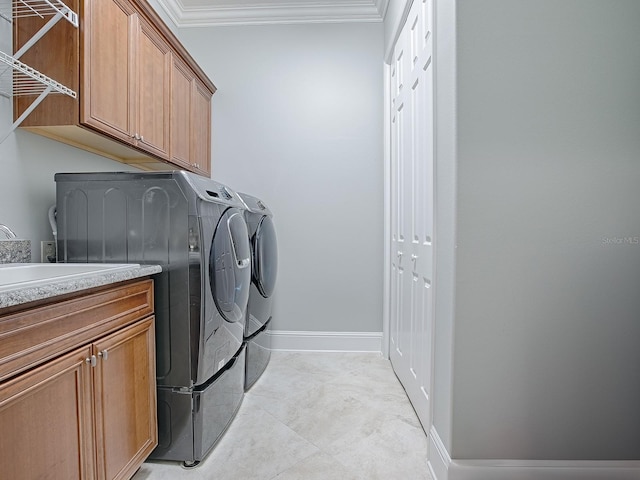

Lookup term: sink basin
[0,263,140,293]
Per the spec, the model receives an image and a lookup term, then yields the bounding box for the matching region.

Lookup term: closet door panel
[389,0,435,431]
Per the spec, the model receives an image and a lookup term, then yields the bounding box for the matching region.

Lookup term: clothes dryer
[237,192,278,390]
[55,171,251,466]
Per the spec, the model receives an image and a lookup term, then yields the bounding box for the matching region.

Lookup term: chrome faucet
[0,224,17,239]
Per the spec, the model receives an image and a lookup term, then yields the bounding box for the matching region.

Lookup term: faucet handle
[0,224,18,239]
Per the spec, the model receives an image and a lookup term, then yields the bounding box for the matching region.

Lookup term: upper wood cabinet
[83,0,171,160]
[192,77,212,176]
[82,0,134,147]
[170,55,211,176]
[170,56,196,170]
[13,0,216,176]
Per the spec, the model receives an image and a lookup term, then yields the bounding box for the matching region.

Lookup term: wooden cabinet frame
[0,279,157,480]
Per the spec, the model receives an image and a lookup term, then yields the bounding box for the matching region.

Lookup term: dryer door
[253,215,278,298]
[209,208,251,323]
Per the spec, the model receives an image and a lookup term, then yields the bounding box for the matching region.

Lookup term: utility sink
[0,263,141,293]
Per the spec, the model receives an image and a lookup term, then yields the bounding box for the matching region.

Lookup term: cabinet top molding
[132,0,216,94]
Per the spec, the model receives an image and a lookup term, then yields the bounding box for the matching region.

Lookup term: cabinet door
[170,56,194,169]
[135,17,171,159]
[93,317,157,480]
[0,346,94,480]
[192,78,212,176]
[83,0,136,143]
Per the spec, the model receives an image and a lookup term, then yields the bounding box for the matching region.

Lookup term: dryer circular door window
[209,209,251,323]
[253,215,278,298]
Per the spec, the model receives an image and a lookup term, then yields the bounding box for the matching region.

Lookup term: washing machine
[237,192,278,390]
[55,171,251,466]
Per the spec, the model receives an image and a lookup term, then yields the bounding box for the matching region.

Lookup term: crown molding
[375,0,389,19]
[155,0,386,27]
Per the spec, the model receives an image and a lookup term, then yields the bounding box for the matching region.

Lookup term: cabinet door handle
[98,349,109,361]
[86,355,97,367]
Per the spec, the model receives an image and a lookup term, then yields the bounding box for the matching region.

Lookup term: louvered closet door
[389,0,435,430]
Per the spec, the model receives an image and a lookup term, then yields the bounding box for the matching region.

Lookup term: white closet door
[389,0,435,430]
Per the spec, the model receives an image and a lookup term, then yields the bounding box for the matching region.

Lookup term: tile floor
[133,352,431,480]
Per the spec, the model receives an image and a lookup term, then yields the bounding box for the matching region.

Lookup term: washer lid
[253,215,278,298]
[209,209,251,323]
[237,191,273,216]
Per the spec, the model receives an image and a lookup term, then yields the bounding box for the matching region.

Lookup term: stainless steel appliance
[237,192,278,390]
[55,171,251,467]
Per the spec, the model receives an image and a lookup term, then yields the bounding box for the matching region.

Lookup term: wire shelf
[0,50,75,97]
[0,0,78,142]
[9,0,78,27]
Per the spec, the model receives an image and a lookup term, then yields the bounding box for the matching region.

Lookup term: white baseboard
[428,426,640,480]
[269,330,383,353]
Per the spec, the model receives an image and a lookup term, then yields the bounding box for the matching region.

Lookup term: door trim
[382,61,392,359]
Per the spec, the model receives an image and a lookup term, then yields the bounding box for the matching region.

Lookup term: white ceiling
[155,0,388,27]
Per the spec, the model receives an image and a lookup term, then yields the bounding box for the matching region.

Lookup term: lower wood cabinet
[94,317,157,480]
[0,280,157,480]
[0,344,94,479]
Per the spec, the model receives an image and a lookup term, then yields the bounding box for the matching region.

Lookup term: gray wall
[1,10,385,337]
[175,23,385,333]
[432,0,457,454]
[0,131,136,253]
[451,0,640,460]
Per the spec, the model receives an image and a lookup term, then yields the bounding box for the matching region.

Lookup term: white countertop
[0,263,162,309]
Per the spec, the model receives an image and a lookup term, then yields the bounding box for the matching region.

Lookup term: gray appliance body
[237,192,278,390]
[55,170,251,465]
